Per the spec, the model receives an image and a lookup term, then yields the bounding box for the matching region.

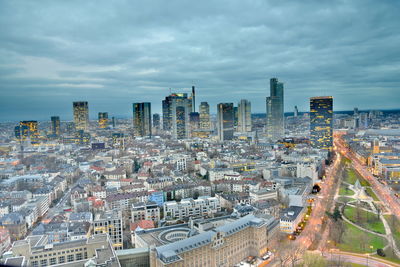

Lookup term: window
[50,257,57,265]
[59,256,65,264]
[40,259,47,266]
[76,253,82,260]
[31,261,39,267]
[67,254,74,262]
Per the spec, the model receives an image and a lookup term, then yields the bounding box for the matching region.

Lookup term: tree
[297,252,327,267]
[332,207,342,221]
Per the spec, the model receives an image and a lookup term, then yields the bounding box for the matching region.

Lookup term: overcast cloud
[1,0,400,121]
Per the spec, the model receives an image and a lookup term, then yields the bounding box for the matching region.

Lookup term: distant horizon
[1,107,399,124]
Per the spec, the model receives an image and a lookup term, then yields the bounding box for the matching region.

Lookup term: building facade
[199,102,211,130]
[266,78,284,141]
[310,96,333,150]
[133,102,152,137]
[73,101,89,132]
[98,112,109,129]
[131,202,161,224]
[217,103,234,141]
[50,116,60,137]
[163,196,220,221]
[93,211,124,250]
[237,99,252,133]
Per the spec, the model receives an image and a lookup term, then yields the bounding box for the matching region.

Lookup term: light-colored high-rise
[266,78,284,140]
[199,102,211,130]
[133,102,152,137]
[237,99,252,132]
[217,103,234,141]
[73,101,89,132]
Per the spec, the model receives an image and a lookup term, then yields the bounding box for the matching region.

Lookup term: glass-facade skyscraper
[237,99,252,132]
[133,102,152,137]
[266,78,284,141]
[217,103,234,141]
[73,101,89,132]
[98,112,108,129]
[199,102,211,130]
[162,93,192,139]
[51,116,60,137]
[310,96,333,150]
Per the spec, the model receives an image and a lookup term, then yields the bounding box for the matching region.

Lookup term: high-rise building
[162,93,192,139]
[217,103,234,141]
[153,113,160,129]
[310,96,333,150]
[98,112,108,129]
[18,121,39,143]
[51,116,60,137]
[294,106,299,117]
[112,116,116,128]
[237,99,252,132]
[199,102,211,130]
[189,112,200,134]
[266,78,284,140]
[191,85,196,112]
[73,101,89,132]
[233,106,238,127]
[132,102,152,137]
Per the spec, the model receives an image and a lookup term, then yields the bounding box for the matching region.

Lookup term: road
[335,135,400,221]
[323,251,400,267]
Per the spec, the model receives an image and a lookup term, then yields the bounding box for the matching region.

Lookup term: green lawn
[337,196,354,203]
[339,183,355,196]
[343,206,386,234]
[344,168,371,186]
[384,215,400,249]
[365,187,379,201]
[336,222,387,254]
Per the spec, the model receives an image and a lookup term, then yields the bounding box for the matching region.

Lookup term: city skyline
[1,1,400,121]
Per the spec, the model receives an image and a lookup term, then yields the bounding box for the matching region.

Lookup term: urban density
[1,1,400,267]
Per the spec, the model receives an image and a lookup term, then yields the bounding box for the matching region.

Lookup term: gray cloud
[0,0,400,121]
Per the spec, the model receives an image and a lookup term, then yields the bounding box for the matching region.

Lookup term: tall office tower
[73,101,89,132]
[233,106,238,127]
[294,106,299,117]
[51,116,60,137]
[189,112,200,134]
[237,99,252,132]
[217,103,234,141]
[354,107,359,116]
[111,117,116,128]
[163,93,192,138]
[132,102,152,137]
[172,95,191,139]
[98,112,108,129]
[266,78,284,140]
[153,113,160,129]
[199,102,211,130]
[191,85,196,112]
[19,121,39,142]
[310,96,333,150]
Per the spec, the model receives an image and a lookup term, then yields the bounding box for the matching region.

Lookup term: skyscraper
[294,106,299,117]
[191,85,196,113]
[16,121,38,142]
[98,112,108,129]
[237,99,252,132]
[153,113,160,129]
[162,93,192,139]
[217,103,234,141]
[73,101,89,132]
[266,78,284,140]
[199,102,211,130]
[51,116,60,137]
[133,102,152,137]
[310,96,333,150]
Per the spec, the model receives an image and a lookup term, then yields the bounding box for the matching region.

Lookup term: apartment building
[163,196,220,221]
[131,201,160,224]
[93,211,123,250]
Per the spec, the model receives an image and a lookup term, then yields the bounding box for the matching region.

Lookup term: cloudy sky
[1,0,400,121]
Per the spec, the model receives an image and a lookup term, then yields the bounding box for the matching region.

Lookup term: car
[262,255,270,260]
